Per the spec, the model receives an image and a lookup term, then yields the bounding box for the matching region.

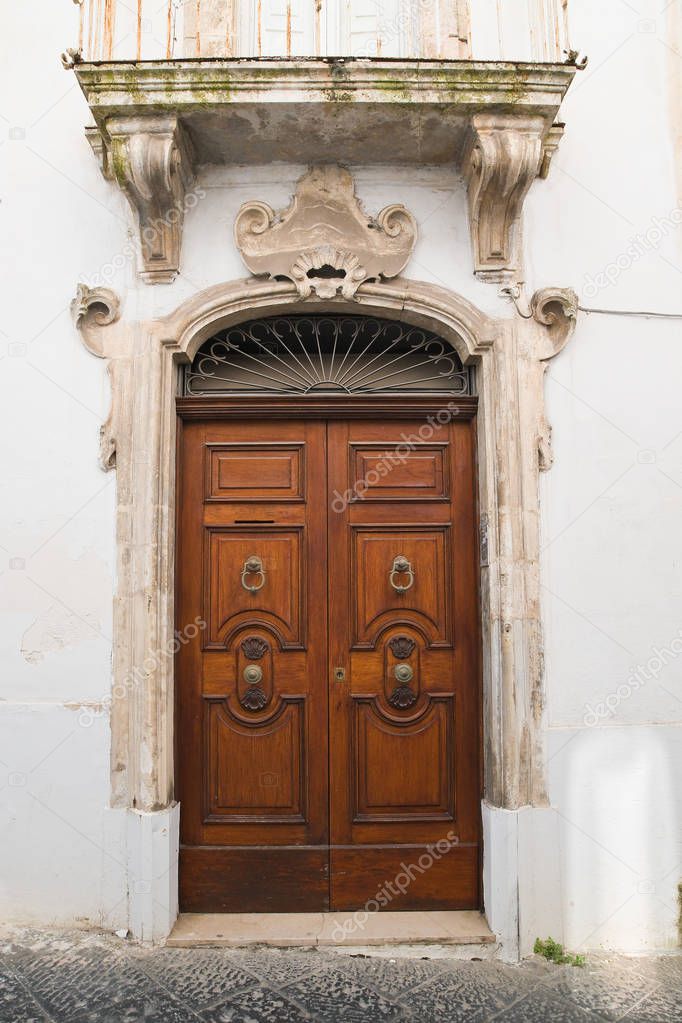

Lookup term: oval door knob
[389,555,414,593]
[243,664,264,685]
[394,663,414,683]
[241,555,266,593]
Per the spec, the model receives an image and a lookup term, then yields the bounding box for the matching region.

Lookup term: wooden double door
[176,408,481,912]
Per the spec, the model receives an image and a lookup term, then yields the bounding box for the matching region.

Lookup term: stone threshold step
[168,911,496,948]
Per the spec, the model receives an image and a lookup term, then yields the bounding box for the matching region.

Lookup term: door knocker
[241,555,266,593]
[389,555,414,593]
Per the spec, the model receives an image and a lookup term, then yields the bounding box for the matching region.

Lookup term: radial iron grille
[183,316,473,396]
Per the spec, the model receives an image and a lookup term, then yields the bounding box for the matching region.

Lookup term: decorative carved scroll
[71,284,120,355]
[236,634,274,712]
[531,287,579,355]
[532,287,579,472]
[388,685,418,710]
[234,165,417,300]
[388,636,416,659]
[106,115,195,284]
[71,284,123,472]
[241,637,270,660]
[241,686,268,711]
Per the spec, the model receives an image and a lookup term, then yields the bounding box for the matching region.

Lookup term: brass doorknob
[394,663,414,683]
[243,664,264,685]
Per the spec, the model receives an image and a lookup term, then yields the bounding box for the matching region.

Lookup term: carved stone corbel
[105,115,195,284]
[463,114,545,282]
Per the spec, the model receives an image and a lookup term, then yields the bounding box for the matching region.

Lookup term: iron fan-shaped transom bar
[183,316,473,396]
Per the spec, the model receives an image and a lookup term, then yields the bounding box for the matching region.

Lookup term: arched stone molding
[72,274,576,944]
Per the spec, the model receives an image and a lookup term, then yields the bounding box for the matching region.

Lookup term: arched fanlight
[183,316,473,396]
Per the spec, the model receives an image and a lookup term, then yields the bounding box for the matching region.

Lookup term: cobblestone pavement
[0,930,680,1022]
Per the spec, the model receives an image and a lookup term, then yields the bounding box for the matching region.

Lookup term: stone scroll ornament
[234,165,418,300]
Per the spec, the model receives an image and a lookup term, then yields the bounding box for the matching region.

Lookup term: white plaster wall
[2,0,681,953]
[531,0,682,951]
[0,2,127,930]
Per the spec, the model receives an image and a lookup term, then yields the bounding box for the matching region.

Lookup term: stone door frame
[73,274,576,948]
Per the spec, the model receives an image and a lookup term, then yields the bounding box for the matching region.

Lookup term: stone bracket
[463,114,546,282]
[105,115,195,284]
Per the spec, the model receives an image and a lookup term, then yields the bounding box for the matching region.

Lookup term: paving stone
[139,948,258,1008]
[281,969,409,1022]
[0,966,50,1023]
[394,962,533,1021]
[222,948,322,988]
[491,985,607,1022]
[326,952,450,996]
[200,986,312,1022]
[628,954,682,992]
[619,987,682,1023]
[546,963,658,1021]
[11,948,195,1023]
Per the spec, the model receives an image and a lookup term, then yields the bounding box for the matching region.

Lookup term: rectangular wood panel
[180,847,329,913]
[204,527,305,648]
[353,697,454,823]
[205,443,305,502]
[349,442,449,501]
[205,698,306,823]
[330,845,479,911]
[350,525,452,648]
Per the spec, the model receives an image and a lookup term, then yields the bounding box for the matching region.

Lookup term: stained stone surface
[0,929,680,1023]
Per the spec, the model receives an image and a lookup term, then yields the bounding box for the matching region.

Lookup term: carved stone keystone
[234,165,418,299]
[106,115,195,284]
[464,114,545,282]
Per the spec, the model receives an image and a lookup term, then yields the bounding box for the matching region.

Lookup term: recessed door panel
[205,528,304,648]
[205,443,305,502]
[349,443,449,501]
[205,698,305,822]
[353,698,454,822]
[351,526,452,647]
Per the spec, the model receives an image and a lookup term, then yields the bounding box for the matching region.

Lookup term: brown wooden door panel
[330,845,479,911]
[176,420,328,910]
[177,411,480,912]
[327,419,480,909]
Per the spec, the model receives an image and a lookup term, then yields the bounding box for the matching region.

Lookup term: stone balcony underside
[74,59,576,282]
[77,58,574,165]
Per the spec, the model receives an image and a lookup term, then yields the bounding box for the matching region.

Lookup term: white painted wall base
[482,802,565,962]
[125,803,179,944]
